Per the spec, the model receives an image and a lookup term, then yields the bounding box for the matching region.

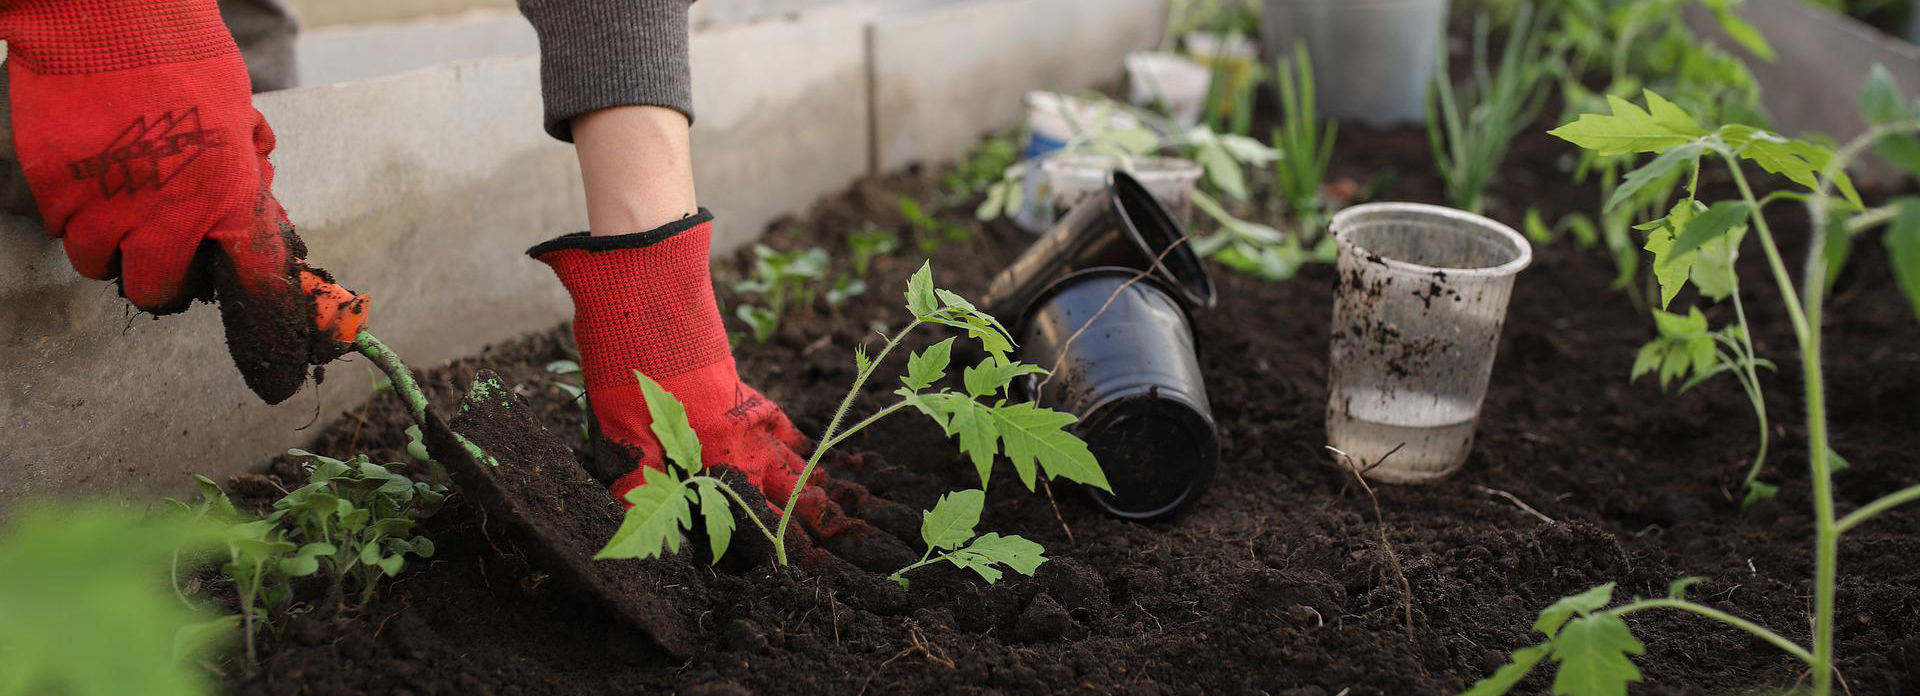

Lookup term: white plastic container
[1125,52,1212,128]
[1023,91,1141,159]
[1325,203,1531,483]
[1259,0,1448,126]
[1041,154,1204,230]
[1182,31,1258,118]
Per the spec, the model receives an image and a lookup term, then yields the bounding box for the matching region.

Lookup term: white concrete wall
[870,0,1166,172]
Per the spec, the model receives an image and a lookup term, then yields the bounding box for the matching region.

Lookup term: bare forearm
[571,105,698,235]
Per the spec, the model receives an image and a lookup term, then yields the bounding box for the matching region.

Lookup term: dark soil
[221,123,1920,695]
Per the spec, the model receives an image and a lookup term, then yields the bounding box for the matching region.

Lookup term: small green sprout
[887,489,1047,589]
[732,244,829,344]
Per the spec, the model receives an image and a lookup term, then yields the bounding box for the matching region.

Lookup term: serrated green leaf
[1533,583,1616,637]
[1671,201,1750,258]
[1643,201,1699,309]
[634,370,701,473]
[1630,342,1663,382]
[905,262,938,317]
[903,337,957,392]
[945,533,1048,584]
[854,343,872,376]
[595,467,694,560]
[1549,91,1705,156]
[1690,225,1744,301]
[1607,143,1703,212]
[1461,643,1551,696]
[692,479,735,564]
[1666,576,1706,599]
[988,403,1108,492]
[962,358,1048,399]
[1547,614,1645,696]
[1887,198,1920,323]
[920,489,984,551]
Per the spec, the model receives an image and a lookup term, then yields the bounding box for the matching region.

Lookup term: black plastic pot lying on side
[1014,268,1218,521]
[983,170,1217,327]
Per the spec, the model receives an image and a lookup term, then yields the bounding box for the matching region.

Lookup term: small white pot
[1041,154,1204,230]
[1125,52,1212,128]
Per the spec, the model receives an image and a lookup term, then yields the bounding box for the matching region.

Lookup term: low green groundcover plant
[1464,77,1920,696]
[596,262,1108,575]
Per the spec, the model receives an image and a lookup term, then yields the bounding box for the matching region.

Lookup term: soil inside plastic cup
[1325,202,1530,483]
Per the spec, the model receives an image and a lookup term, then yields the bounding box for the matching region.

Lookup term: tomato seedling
[597,262,1109,571]
[732,243,829,344]
[887,488,1047,590]
[1464,83,1920,696]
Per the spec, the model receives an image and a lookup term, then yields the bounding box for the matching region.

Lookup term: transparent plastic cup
[1325,202,1531,483]
[1125,51,1211,128]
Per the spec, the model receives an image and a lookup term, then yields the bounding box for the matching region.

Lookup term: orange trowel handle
[300,269,371,343]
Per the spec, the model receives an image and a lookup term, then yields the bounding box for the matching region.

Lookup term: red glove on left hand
[0,0,361,403]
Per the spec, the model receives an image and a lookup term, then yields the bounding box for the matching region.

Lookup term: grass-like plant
[597,263,1107,571]
[1428,2,1554,215]
[1464,82,1920,696]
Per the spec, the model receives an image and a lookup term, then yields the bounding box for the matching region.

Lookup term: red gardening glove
[530,211,914,570]
[0,0,361,404]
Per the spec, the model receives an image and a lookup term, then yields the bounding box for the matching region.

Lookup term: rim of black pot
[1017,266,1194,331]
[1082,392,1219,521]
[1106,170,1218,310]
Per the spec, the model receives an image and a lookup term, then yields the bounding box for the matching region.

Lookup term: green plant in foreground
[0,505,230,696]
[1464,83,1920,696]
[1429,2,1555,215]
[597,262,1108,569]
[888,489,1046,589]
[733,243,829,344]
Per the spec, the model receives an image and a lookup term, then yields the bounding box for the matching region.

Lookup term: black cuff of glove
[525,208,713,258]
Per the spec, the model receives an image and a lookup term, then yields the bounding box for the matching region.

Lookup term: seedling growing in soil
[887,489,1047,589]
[1268,45,1338,248]
[900,195,972,252]
[598,263,1108,568]
[846,225,901,277]
[546,356,593,453]
[1465,84,1920,696]
[1428,3,1554,215]
[733,244,829,344]
[279,450,446,607]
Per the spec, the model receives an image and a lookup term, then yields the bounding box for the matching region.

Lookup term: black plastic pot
[1014,268,1218,520]
[983,170,1217,327]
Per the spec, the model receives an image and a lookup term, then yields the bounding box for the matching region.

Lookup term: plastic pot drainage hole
[1326,202,1531,483]
[1014,268,1217,521]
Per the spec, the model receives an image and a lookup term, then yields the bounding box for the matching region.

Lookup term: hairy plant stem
[1836,483,1920,532]
[1608,598,1814,665]
[773,318,927,565]
[688,475,778,543]
[351,330,495,466]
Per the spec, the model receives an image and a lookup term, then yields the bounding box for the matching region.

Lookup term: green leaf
[1667,576,1706,600]
[903,337,957,392]
[1524,208,1553,244]
[961,357,1047,399]
[903,392,1000,486]
[634,370,701,473]
[1827,444,1851,472]
[736,304,778,344]
[1670,201,1750,258]
[1197,142,1248,200]
[1548,91,1706,156]
[1887,198,1920,323]
[1607,143,1704,212]
[1630,342,1663,382]
[1741,480,1780,507]
[976,180,1008,220]
[691,479,735,564]
[1461,644,1551,696]
[905,261,938,317]
[944,532,1048,583]
[278,542,336,577]
[595,467,694,560]
[1689,226,1745,301]
[920,488,985,551]
[1709,3,1775,62]
[1862,65,1906,124]
[1642,200,1700,309]
[1877,134,1920,183]
[1533,583,1616,638]
[988,402,1108,492]
[1547,613,1645,696]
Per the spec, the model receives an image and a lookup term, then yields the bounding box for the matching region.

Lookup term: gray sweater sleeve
[515,0,695,142]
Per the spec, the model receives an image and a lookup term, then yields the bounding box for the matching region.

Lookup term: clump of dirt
[222,132,1919,695]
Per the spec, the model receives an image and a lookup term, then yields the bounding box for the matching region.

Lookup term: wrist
[571,105,698,235]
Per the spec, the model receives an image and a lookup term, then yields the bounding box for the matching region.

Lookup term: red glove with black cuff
[1,0,357,403]
[530,211,914,570]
